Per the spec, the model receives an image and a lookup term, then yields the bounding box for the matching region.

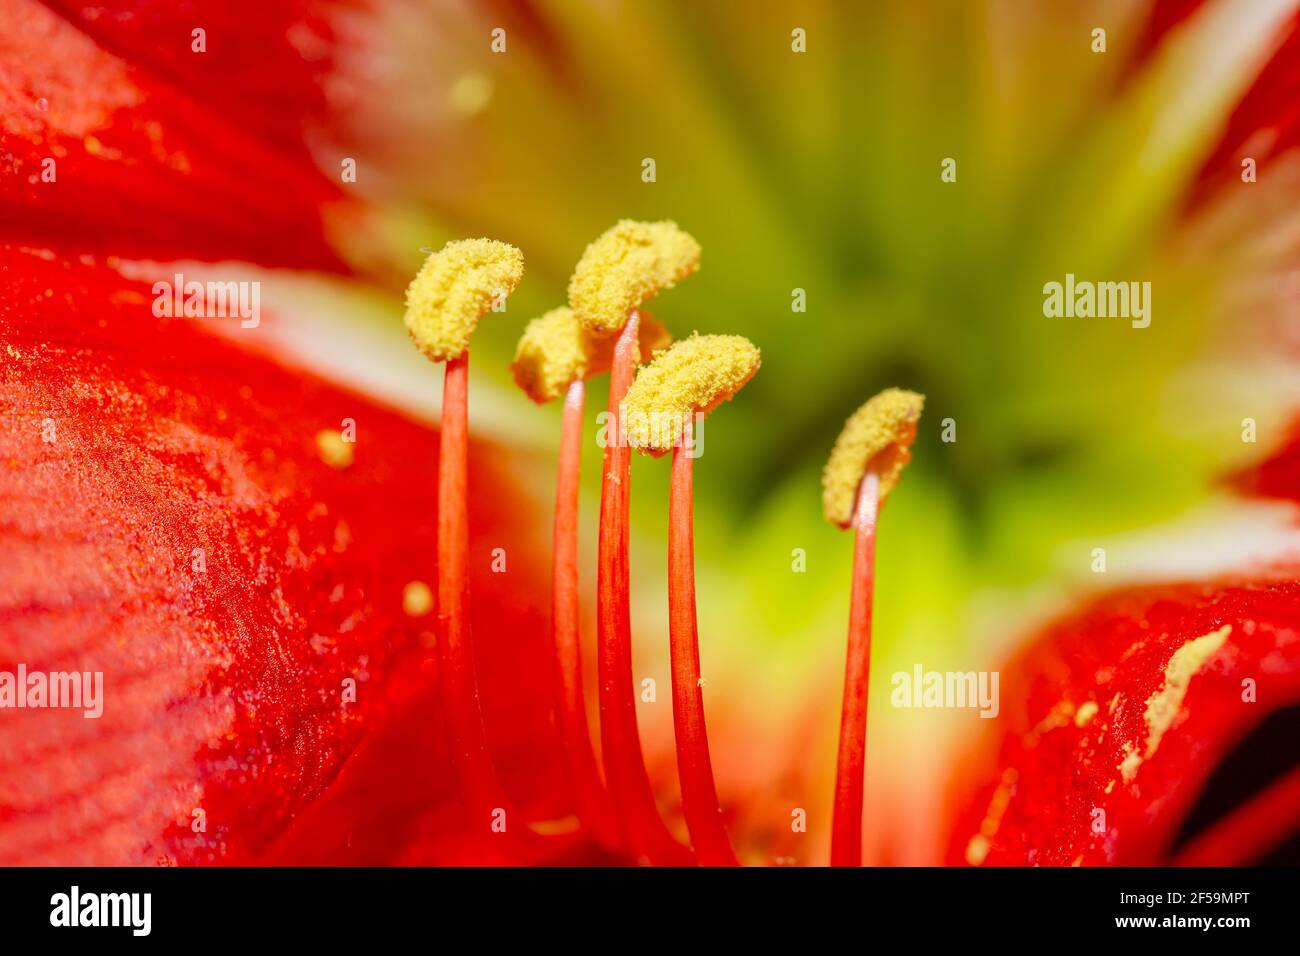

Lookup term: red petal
[948,574,1300,866]
[1235,418,1300,505]
[45,0,336,165]
[1193,11,1300,199]
[1128,3,1300,207]
[0,244,593,864]
[0,0,345,268]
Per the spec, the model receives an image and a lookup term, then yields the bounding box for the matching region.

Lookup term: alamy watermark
[1043,273,1151,329]
[0,665,103,718]
[50,886,150,936]
[152,272,260,328]
[891,665,999,718]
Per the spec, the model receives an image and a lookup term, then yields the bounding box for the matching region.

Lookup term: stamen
[830,470,879,868]
[667,433,737,864]
[594,312,692,864]
[823,389,923,867]
[404,240,524,832]
[549,377,624,850]
[507,303,669,852]
[569,219,703,865]
[436,352,510,819]
[627,335,761,865]
[568,220,701,334]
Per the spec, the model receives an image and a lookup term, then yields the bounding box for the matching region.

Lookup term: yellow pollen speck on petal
[1119,744,1142,782]
[83,134,121,161]
[510,307,671,404]
[622,334,760,454]
[966,766,1018,866]
[315,430,354,469]
[530,815,582,836]
[1074,701,1099,727]
[402,580,433,617]
[404,238,524,362]
[822,388,924,527]
[1119,625,1231,783]
[568,220,700,334]
[448,71,493,115]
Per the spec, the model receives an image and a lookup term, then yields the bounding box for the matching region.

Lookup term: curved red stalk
[552,378,623,849]
[830,470,880,867]
[596,312,692,865]
[668,440,740,865]
[438,353,510,826]
[1171,764,1300,866]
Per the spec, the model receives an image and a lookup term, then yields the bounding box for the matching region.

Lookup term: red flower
[4,0,1300,867]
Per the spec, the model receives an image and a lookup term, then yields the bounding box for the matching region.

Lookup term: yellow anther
[822,388,924,526]
[622,334,760,453]
[511,307,671,404]
[568,220,700,334]
[404,238,524,362]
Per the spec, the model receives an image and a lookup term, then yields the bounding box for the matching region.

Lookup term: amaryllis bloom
[2,0,1299,868]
